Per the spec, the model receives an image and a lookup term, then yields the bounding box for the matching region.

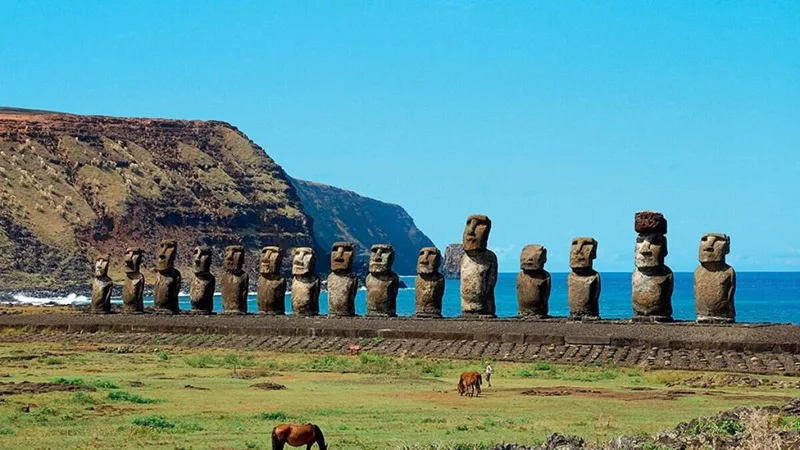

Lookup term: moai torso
[460,215,497,317]
[517,245,551,318]
[221,245,248,314]
[366,244,399,317]
[122,247,144,313]
[154,240,181,314]
[632,267,674,318]
[328,242,358,316]
[631,212,673,322]
[694,233,736,323]
[91,255,113,314]
[257,246,286,315]
[568,237,601,320]
[568,271,600,319]
[415,247,445,318]
[190,246,215,314]
[291,247,320,316]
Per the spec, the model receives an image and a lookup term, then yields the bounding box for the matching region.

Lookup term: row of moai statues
[511,211,736,323]
[90,239,445,317]
[91,211,736,322]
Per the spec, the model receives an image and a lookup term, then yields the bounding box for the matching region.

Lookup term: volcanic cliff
[292,178,434,275]
[0,109,433,294]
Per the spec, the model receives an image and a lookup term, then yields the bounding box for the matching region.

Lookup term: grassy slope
[0,341,796,449]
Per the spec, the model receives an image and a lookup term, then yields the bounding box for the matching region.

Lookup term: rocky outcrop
[441,243,463,279]
[0,111,315,292]
[291,178,434,275]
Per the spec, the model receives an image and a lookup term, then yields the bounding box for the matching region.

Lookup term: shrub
[258,411,288,421]
[107,390,159,404]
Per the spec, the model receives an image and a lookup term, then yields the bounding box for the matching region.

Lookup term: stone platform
[1,314,799,375]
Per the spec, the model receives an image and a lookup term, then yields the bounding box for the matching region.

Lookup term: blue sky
[1,1,798,272]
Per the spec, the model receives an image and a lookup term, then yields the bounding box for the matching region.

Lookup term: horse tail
[271,429,283,450]
[476,374,482,394]
[313,424,327,449]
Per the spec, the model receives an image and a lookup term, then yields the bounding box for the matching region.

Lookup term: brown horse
[271,423,327,450]
[457,371,482,397]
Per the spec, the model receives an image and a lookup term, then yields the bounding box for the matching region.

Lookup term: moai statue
[153,240,181,314]
[695,233,736,323]
[568,237,601,320]
[366,244,400,317]
[291,247,320,316]
[91,254,113,314]
[122,247,144,313]
[327,242,358,317]
[189,246,215,314]
[460,215,497,317]
[632,211,673,322]
[257,246,286,315]
[415,247,445,318]
[517,245,551,318]
[221,245,248,314]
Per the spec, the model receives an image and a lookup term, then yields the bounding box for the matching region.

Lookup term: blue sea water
[140,272,800,324]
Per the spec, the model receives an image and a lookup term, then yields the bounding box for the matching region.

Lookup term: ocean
[13,272,799,324]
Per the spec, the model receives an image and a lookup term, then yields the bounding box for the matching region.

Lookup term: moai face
[259,246,282,275]
[369,244,395,274]
[570,237,597,269]
[292,247,315,276]
[123,247,142,273]
[463,215,491,251]
[94,254,109,277]
[520,245,547,271]
[193,246,212,274]
[699,233,730,263]
[224,245,245,271]
[330,242,355,272]
[156,240,177,272]
[417,247,441,274]
[635,234,668,268]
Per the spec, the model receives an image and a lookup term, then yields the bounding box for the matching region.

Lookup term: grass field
[0,339,797,449]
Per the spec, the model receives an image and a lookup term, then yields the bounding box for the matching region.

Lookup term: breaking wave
[11,293,89,305]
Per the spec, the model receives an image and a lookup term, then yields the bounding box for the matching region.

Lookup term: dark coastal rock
[442,243,464,279]
[291,178,435,276]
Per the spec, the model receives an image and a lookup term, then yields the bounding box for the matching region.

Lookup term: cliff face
[442,243,463,279]
[0,112,314,292]
[291,179,435,275]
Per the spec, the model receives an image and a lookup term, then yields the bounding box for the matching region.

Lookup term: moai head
[369,244,395,274]
[224,245,245,271]
[635,234,668,268]
[94,254,109,277]
[570,237,597,269]
[417,247,442,274]
[123,247,143,274]
[699,233,730,263]
[520,245,547,271]
[193,246,212,274]
[330,242,355,272]
[463,214,491,251]
[259,246,283,275]
[292,247,315,276]
[156,240,177,272]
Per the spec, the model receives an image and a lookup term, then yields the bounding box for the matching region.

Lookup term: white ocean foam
[11,293,89,305]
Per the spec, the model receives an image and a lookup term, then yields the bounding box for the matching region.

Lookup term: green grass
[0,342,795,449]
[107,390,160,404]
[51,377,119,389]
